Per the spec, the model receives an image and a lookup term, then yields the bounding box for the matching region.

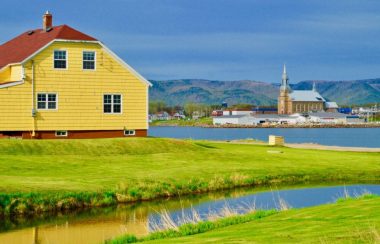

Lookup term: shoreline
[109,194,380,244]
[151,122,380,128]
[1,178,378,218]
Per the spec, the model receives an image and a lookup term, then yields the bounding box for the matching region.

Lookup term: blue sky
[1,0,380,83]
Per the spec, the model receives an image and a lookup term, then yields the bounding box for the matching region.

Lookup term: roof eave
[0,80,24,89]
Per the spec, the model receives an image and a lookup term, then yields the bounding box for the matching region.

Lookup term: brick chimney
[43,11,53,31]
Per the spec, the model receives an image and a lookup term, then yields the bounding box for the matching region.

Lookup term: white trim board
[0,80,24,89]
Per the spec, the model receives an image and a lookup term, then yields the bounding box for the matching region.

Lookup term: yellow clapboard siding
[0,41,149,132]
[0,67,11,82]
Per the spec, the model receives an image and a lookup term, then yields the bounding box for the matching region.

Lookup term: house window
[124,130,135,136]
[83,51,95,70]
[37,93,57,110]
[103,94,122,114]
[54,50,67,69]
[55,131,68,137]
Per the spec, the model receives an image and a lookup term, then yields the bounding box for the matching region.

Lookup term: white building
[325,102,339,112]
[346,115,365,124]
[213,114,307,126]
[213,115,253,125]
[231,110,252,116]
[309,112,347,124]
[222,110,231,116]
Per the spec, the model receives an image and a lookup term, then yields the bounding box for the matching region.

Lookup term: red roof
[0,25,97,69]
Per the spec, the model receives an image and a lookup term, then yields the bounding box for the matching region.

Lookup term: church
[278,65,338,114]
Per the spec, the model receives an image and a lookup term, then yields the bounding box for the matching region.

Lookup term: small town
[149,68,380,127]
[149,66,380,126]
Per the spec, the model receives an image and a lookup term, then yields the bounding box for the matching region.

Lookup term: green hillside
[149,78,380,106]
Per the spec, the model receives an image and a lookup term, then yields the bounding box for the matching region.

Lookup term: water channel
[1,184,379,244]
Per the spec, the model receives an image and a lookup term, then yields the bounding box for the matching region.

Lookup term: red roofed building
[0,11,151,139]
[0,24,97,70]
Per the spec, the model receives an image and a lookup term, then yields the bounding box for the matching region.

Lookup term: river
[149,127,380,148]
[1,184,379,244]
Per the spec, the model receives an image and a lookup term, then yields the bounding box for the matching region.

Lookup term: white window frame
[124,130,135,136]
[103,94,122,114]
[53,50,68,70]
[55,131,68,137]
[37,93,58,111]
[82,51,96,71]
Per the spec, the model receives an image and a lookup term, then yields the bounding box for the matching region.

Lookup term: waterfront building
[213,114,307,126]
[325,102,339,112]
[0,12,151,139]
[278,65,337,114]
[308,112,347,124]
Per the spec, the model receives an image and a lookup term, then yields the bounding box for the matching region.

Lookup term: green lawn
[0,137,379,214]
[0,137,379,193]
[141,195,380,243]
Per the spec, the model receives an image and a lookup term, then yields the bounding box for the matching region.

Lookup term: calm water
[149,127,380,148]
[1,184,379,244]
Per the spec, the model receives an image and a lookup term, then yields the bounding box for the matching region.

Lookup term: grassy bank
[110,195,380,243]
[0,137,380,215]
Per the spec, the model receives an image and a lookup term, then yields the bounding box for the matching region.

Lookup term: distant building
[172,112,186,120]
[338,108,352,114]
[346,115,365,124]
[152,112,171,121]
[217,109,252,116]
[309,112,347,124]
[231,110,252,116]
[325,102,339,113]
[278,65,338,114]
[213,115,252,125]
[252,108,278,114]
[211,110,223,116]
[213,114,307,126]
[222,110,231,116]
[251,114,306,125]
[212,112,364,126]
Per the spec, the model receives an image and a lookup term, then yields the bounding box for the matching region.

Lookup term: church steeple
[280,64,291,92]
[312,82,317,92]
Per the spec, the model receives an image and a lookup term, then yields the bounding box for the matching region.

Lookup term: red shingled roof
[0,25,97,69]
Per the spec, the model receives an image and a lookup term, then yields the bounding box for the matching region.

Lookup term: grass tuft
[107,209,277,244]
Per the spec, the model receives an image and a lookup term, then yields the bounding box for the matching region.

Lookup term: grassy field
[0,137,380,214]
[119,195,379,243]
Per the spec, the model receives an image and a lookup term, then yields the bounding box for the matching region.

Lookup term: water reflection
[1,184,379,244]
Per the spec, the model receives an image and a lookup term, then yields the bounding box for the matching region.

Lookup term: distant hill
[149,78,380,106]
[293,79,380,105]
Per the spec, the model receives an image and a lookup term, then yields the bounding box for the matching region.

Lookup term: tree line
[149,101,277,118]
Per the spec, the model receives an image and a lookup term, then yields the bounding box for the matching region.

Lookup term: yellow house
[0,12,151,139]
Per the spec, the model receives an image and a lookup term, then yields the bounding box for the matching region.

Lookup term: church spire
[312,82,316,92]
[282,64,288,81]
[280,64,290,92]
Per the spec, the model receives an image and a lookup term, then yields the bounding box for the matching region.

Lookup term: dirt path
[285,143,380,152]
[202,139,380,152]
